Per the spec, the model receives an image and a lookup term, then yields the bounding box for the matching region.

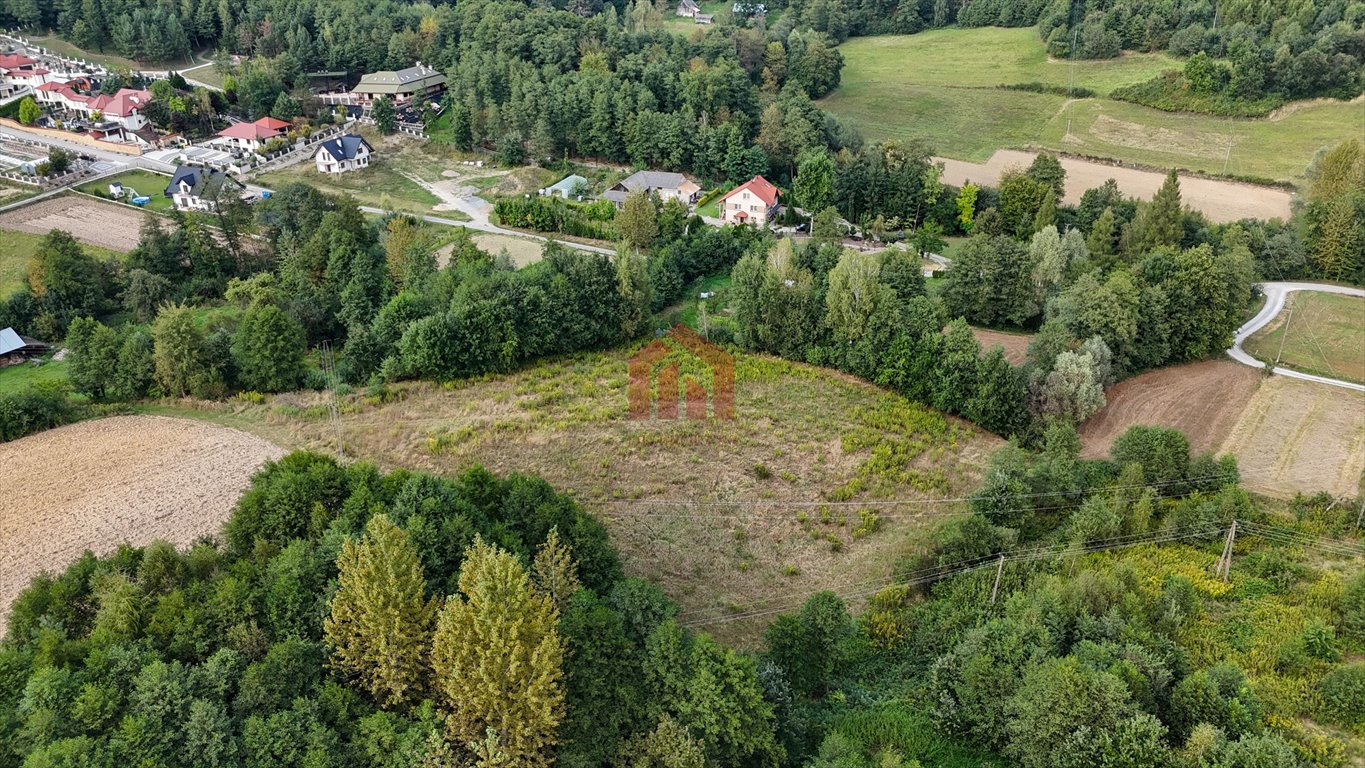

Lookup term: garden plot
[0,195,152,251]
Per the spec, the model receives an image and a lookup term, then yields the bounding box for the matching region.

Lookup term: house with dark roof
[352,63,447,105]
[601,170,701,209]
[0,327,50,367]
[719,175,780,227]
[676,0,700,15]
[214,116,290,152]
[315,134,373,174]
[164,164,244,211]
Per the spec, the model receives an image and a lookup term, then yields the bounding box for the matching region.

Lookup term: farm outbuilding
[0,327,50,366]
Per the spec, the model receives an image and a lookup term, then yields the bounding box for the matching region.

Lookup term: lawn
[77,170,176,213]
[0,354,70,390]
[1,229,125,299]
[28,35,198,72]
[820,26,1364,182]
[257,160,441,217]
[663,0,730,34]
[1243,291,1365,384]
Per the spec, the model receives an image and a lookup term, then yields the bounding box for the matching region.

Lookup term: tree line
[0,452,785,766]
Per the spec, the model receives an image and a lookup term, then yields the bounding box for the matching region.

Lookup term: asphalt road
[1227,281,1365,392]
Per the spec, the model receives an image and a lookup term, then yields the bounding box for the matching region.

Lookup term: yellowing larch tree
[325,513,437,711]
[532,528,582,616]
[431,537,565,766]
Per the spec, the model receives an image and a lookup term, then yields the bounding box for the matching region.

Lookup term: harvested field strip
[971,327,1033,365]
[936,149,1292,224]
[1243,292,1365,385]
[1218,376,1365,498]
[0,415,284,631]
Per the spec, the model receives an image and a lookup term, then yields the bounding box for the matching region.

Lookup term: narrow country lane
[1227,281,1365,393]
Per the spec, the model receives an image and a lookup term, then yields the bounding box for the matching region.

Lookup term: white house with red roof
[719,175,780,227]
[212,116,291,153]
[0,53,44,99]
[34,84,153,132]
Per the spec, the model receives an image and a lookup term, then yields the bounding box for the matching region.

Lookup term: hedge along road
[1228,281,1365,392]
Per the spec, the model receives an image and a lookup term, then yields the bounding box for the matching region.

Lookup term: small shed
[0,327,51,366]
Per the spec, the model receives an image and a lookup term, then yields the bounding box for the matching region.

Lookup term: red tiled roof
[87,88,152,117]
[725,175,779,207]
[218,116,290,140]
[0,54,36,70]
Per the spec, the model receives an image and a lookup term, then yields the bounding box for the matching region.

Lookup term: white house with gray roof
[315,134,373,174]
[601,170,701,208]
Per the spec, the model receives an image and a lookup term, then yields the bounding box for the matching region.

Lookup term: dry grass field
[1080,360,1264,458]
[1243,292,1365,384]
[0,415,284,631]
[0,195,153,252]
[937,149,1293,224]
[1219,376,1365,498]
[160,347,1002,641]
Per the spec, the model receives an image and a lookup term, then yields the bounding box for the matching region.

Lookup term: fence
[242,123,351,177]
[0,164,93,188]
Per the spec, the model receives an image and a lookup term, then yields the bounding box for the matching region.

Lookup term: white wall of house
[315,146,370,174]
[721,188,772,227]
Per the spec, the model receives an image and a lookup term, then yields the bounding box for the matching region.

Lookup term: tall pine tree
[431,538,565,766]
[324,513,437,711]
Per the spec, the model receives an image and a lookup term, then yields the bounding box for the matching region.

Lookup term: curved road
[1227,281,1365,392]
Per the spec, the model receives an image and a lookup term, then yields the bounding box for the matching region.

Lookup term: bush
[1319,664,1365,727]
[0,383,82,442]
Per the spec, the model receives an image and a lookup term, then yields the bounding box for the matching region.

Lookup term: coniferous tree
[1142,170,1183,252]
[1087,207,1119,263]
[325,513,437,711]
[532,528,582,617]
[431,538,565,766]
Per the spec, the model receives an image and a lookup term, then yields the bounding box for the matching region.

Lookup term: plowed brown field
[1080,360,1263,458]
[0,195,150,251]
[0,415,283,631]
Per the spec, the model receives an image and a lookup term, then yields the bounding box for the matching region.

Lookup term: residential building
[540,174,588,199]
[694,13,715,22]
[719,175,780,227]
[676,0,700,16]
[352,63,447,105]
[602,170,701,208]
[34,84,153,131]
[213,116,290,153]
[164,164,244,211]
[315,133,373,174]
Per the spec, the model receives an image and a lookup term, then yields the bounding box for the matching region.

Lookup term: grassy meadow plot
[821,27,1364,183]
[153,346,1001,643]
[1243,292,1365,384]
[1,228,127,298]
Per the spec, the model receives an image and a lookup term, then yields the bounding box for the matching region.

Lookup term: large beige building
[351,63,447,104]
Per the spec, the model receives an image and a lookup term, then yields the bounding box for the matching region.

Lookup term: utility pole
[990,554,1005,604]
[1216,521,1237,581]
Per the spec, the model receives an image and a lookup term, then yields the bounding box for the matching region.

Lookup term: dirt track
[936,149,1292,224]
[0,195,150,251]
[1080,360,1263,459]
[0,415,283,631]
